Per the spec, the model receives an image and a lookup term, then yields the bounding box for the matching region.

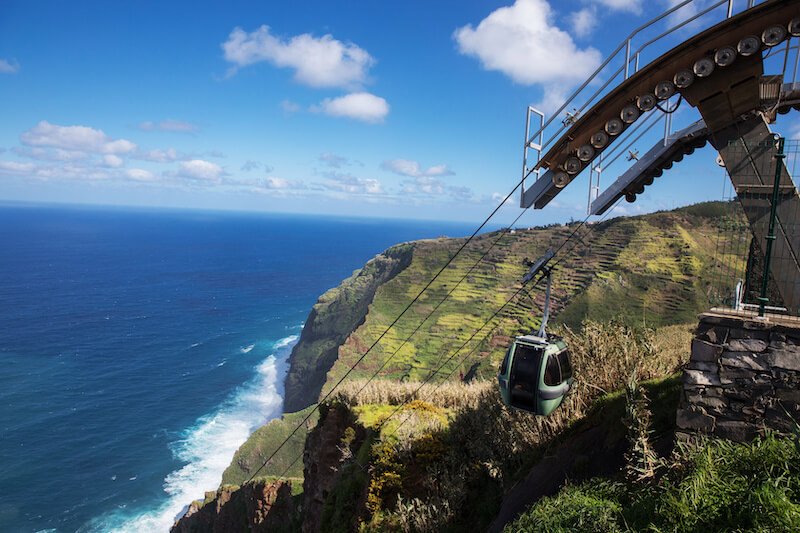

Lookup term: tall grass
[348,321,693,531]
[506,432,800,532]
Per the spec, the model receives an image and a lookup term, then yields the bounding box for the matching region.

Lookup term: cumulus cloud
[0,160,35,175]
[322,172,383,195]
[0,159,115,181]
[597,0,642,14]
[138,119,199,133]
[0,58,19,74]
[401,176,474,201]
[313,92,389,123]
[20,121,137,154]
[570,7,598,38]
[103,154,124,168]
[222,25,374,89]
[491,191,515,205]
[175,159,225,182]
[453,0,601,111]
[263,176,306,190]
[381,159,454,178]
[126,168,158,181]
[13,146,88,162]
[134,147,181,163]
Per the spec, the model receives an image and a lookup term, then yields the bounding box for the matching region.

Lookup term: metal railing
[709,138,800,319]
[521,0,800,206]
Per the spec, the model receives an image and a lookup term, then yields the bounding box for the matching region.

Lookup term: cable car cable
[251,182,625,483]
[344,206,534,406]
[244,180,528,483]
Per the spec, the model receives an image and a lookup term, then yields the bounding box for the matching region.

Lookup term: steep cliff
[171,480,296,532]
[283,242,415,412]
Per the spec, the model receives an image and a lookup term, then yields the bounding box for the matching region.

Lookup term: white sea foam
[274,335,298,350]
[96,335,298,532]
[240,343,255,354]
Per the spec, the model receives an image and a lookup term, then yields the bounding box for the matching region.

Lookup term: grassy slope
[506,427,800,532]
[223,202,740,492]
[221,405,318,484]
[324,203,735,393]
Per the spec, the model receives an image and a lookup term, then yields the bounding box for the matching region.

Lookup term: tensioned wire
[244,176,530,483]
[256,190,621,483]
[246,141,635,483]
[364,196,627,448]
[273,195,627,480]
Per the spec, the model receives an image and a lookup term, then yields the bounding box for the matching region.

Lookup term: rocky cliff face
[283,243,414,412]
[301,402,368,533]
[171,480,295,532]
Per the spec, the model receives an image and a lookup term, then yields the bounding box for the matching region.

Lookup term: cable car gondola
[497,250,573,416]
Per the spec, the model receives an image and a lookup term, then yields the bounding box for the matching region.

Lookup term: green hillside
[323,202,732,391]
[224,202,741,486]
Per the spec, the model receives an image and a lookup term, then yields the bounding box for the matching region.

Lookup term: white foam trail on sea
[99,335,298,532]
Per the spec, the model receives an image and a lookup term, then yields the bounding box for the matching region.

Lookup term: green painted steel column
[758,136,786,317]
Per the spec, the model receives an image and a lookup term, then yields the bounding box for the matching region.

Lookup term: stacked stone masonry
[676,312,800,442]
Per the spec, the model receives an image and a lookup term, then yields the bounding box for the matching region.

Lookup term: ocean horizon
[0,204,480,532]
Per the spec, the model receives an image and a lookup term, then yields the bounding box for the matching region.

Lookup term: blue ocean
[0,205,475,532]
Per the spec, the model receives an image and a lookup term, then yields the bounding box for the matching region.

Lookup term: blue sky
[0,0,797,224]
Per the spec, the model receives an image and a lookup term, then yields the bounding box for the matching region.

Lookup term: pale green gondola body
[497,334,573,416]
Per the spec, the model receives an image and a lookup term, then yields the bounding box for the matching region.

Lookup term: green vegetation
[323,321,691,532]
[506,432,800,532]
[283,243,414,412]
[212,202,794,531]
[320,207,731,399]
[221,405,318,485]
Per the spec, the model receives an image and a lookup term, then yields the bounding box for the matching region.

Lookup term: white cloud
[126,168,158,181]
[263,176,306,190]
[570,7,598,38]
[381,159,454,178]
[454,0,601,111]
[13,146,88,162]
[103,154,124,168]
[135,147,181,163]
[323,172,383,195]
[597,0,641,14]
[175,159,225,182]
[20,121,137,154]
[492,191,514,205]
[0,58,19,74]
[402,176,445,195]
[313,92,389,123]
[139,119,199,133]
[402,176,474,200]
[222,25,374,89]
[0,160,35,175]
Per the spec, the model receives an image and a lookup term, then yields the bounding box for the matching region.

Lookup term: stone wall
[676,312,800,441]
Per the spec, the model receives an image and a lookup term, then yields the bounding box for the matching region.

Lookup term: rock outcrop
[171,480,295,533]
[283,243,414,412]
[301,402,368,533]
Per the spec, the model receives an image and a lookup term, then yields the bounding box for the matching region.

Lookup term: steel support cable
[274,262,540,480]
[323,205,630,464]
[344,283,529,470]
[243,180,526,483]
[274,196,628,481]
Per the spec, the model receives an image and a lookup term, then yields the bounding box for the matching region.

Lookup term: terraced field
[323,202,735,391]
[225,201,743,485]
